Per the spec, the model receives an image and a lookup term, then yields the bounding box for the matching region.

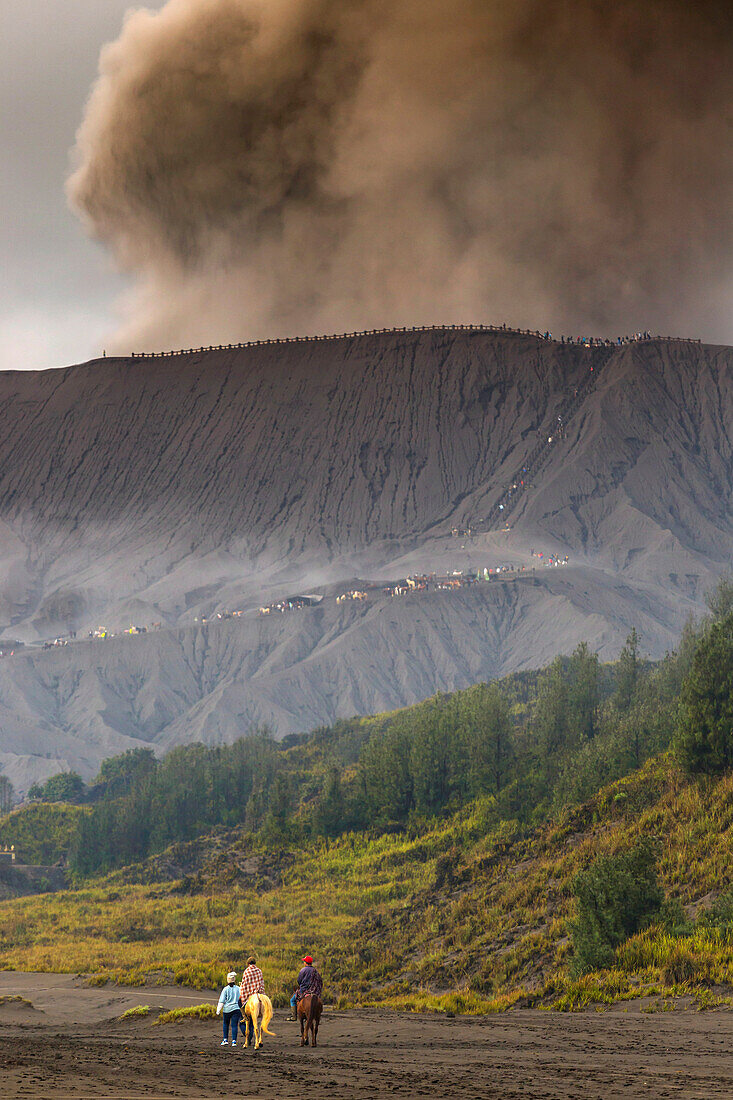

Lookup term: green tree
[69,730,280,875]
[675,613,733,774]
[95,748,158,797]
[552,734,620,812]
[614,629,640,712]
[42,772,85,803]
[264,773,292,838]
[675,615,701,684]
[358,723,414,821]
[705,574,733,622]
[535,657,569,757]
[411,699,455,812]
[571,838,663,974]
[244,787,268,831]
[618,693,670,770]
[70,805,109,875]
[0,774,14,814]
[463,683,513,795]
[312,767,345,836]
[568,642,599,741]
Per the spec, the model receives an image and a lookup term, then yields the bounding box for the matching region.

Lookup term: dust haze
[68,0,733,351]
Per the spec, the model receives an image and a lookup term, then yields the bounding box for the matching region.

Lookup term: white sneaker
[220,1039,229,1046]
[231,1041,237,1047]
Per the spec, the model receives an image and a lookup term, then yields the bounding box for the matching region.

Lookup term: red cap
[302,955,313,964]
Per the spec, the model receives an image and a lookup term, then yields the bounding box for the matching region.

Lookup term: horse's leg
[299,1007,306,1047]
[313,1010,319,1048]
[255,1000,262,1049]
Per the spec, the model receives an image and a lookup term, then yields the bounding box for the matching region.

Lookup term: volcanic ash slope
[0,330,730,787]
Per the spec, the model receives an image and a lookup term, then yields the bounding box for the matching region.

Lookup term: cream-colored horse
[242,993,275,1049]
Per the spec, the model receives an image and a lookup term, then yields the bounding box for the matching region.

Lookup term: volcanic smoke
[68,0,733,350]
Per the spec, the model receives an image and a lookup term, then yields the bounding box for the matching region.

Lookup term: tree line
[12,579,733,877]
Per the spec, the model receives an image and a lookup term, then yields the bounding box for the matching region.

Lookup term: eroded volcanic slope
[0,330,591,624]
[0,329,731,788]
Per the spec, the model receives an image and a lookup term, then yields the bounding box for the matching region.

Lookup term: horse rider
[289,954,323,1019]
[239,955,265,1045]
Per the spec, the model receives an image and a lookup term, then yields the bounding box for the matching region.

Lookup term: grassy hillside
[0,803,88,865]
[0,754,731,1012]
[3,606,731,1012]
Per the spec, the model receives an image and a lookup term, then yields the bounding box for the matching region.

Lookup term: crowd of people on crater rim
[0,621,164,660]
[123,323,701,360]
[258,551,568,615]
[259,595,322,616]
[0,548,569,659]
[381,556,569,598]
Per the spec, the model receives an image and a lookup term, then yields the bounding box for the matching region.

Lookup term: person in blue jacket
[216,971,242,1046]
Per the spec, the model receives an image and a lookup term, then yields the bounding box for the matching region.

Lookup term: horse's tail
[260,995,275,1036]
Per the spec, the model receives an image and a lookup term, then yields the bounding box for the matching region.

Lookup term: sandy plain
[0,973,732,1098]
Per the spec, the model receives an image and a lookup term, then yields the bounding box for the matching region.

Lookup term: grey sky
[1,2,163,371]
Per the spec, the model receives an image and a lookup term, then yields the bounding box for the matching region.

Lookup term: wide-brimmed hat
[302,955,313,965]
[227,971,237,983]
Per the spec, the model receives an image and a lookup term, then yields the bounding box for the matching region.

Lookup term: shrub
[661,946,699,986]
[155,1004,216,1025]
[697,888,733,934]
[695,989,733,1011]
[119,1004,150,1019]
[434,848,460,890]
[552,970,632,1011]
[652,896,690,936]
[570,838,663,974]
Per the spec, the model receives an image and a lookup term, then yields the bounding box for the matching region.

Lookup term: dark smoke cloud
[68,0,733,349]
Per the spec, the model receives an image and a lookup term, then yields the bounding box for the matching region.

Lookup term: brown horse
[297,993,322,1047]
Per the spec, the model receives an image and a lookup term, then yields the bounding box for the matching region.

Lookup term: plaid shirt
[240,965,265,1000]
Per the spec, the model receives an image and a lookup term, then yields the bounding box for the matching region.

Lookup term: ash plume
[68,0,733,350]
